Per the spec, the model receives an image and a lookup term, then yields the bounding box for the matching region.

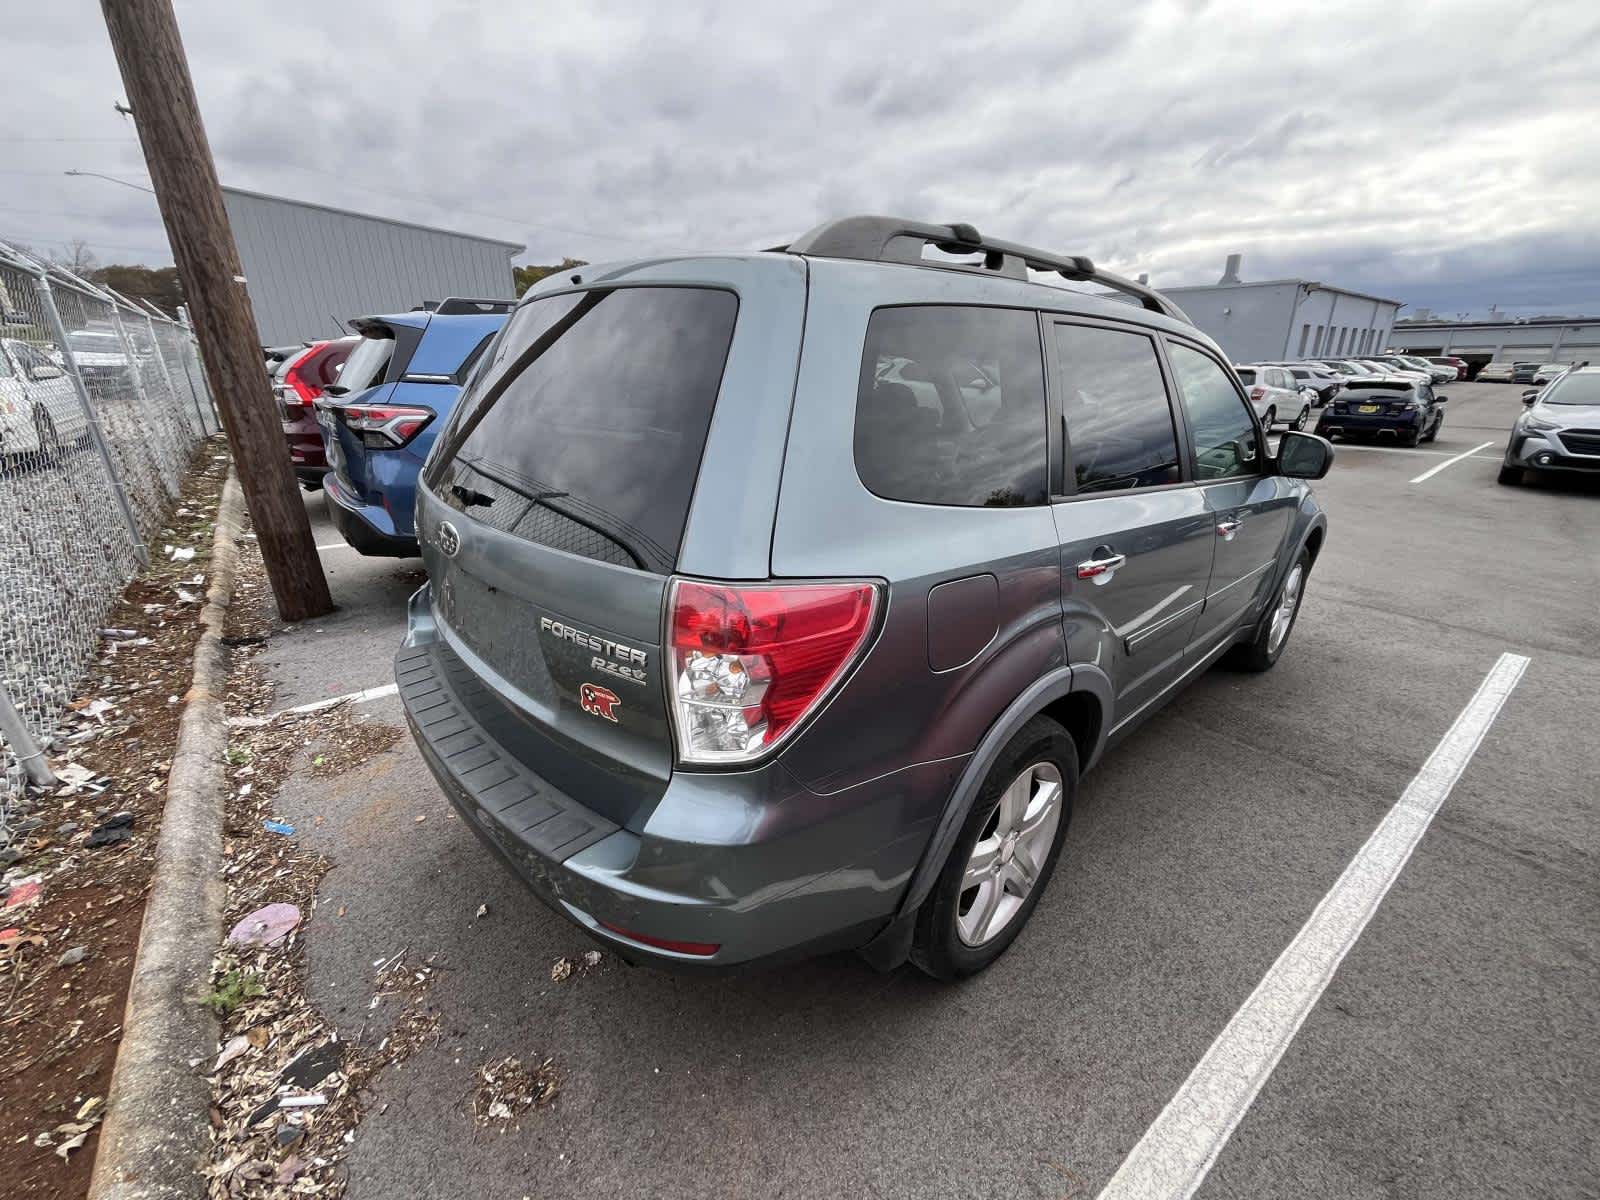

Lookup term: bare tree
[51,238,99,276]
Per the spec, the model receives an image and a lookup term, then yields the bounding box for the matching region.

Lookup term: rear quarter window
[853,306,1047,507]
[430,287,738,574]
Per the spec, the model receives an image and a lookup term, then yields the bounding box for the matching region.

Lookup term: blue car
[318,299,512,555]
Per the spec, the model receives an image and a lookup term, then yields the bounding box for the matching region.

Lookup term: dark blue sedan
[318,299,512,556]
[1314,378,1447,447]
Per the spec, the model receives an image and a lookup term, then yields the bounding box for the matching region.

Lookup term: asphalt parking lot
[258,380,1599,1199]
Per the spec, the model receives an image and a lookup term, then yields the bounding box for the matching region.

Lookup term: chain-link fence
[0,237,219,829]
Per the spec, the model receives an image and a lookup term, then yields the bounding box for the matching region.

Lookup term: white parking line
[274,682,399,717]
[1096,651,1529,1200]
[1330,442,1498,460]
[316,541,352,552]
[1409,440,1497,483]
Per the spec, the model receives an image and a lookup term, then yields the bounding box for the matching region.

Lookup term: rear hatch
[416,284,741,829]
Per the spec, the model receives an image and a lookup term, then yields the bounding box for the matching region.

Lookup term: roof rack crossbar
[782,216,1190,324]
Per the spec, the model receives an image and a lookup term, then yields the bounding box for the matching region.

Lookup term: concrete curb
[89,470,245,1200]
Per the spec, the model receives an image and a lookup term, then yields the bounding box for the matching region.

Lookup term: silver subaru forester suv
[398,217,1334,979]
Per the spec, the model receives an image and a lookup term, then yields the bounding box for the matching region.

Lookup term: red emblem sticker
[579,682,621,722]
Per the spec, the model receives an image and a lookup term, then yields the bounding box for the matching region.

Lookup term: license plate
[1358,404,1380,413]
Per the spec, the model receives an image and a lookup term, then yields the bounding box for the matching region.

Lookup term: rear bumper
[396,586,942,971]
[323,473,418,556]
[1315,413,1422,438]
[282,413,327,475]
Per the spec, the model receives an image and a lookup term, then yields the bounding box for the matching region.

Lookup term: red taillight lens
[341,404,434,448]
[281,342,327,412]
[668,579,880,765]
[1249,386,1267,401]
[597,920,719,957]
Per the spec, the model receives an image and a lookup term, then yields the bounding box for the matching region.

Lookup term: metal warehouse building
[1158,255,1403,365]
[1387,316,1600,375]
[221,187,522,347]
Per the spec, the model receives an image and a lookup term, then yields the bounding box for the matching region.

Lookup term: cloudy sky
[7,0,1599,317]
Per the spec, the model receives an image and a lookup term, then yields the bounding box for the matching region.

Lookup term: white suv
[1235,364,1313,429]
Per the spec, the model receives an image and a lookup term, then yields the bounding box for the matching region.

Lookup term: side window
[0,346,14,379]
[1168,342,1262,481]
[854,306,1047,507]
[1053,323,1182,494]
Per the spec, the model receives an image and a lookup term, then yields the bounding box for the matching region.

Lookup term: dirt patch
[0,443,229,1200]
[470,1054,560,1129]
[200,528,446,1199]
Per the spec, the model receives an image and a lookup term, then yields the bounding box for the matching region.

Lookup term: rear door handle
[1216,518,1242,541]
[1076,552,1126,582]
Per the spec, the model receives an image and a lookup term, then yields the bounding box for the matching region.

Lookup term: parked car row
[1477,360,1581,385]
[275,298,514,554]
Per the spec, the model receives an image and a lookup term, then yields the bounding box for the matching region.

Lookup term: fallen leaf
[214,1034,251,1072]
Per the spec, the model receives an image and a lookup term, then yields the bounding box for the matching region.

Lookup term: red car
[273,337,357,487]
[1426,355,1468,380]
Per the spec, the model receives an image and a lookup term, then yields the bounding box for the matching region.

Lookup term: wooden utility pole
[100,0,333,621]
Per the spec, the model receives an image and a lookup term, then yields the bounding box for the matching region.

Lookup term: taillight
[1249,386,1267,401]
[281,343,326,415]
[340,404,434,448]
[667,579,880,765]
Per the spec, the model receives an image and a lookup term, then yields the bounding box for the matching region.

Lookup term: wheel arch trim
[896,664,1103,918]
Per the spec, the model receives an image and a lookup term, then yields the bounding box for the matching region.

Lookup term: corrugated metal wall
[1163,281,1401,363]
[222,188,520,346]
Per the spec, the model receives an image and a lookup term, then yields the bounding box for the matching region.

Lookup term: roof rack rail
[779,216,1190,324]
[434,297,518,316]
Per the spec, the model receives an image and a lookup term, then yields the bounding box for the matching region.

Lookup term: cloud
[4,0,1599,316]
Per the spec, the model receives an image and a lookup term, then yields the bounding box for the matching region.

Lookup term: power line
[0,136,136,144]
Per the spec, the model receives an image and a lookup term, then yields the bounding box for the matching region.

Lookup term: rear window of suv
[429,286,738,574]
[854,306,1048,507]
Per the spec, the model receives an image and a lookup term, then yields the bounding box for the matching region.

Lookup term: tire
[1497,464,1523,486]
[1399,424,1422,448]
[1293,405,1310,431]
[33,410,65,465]
[1422,415,1441,444]
[912,716,1078,980]
[1226,549,1310,673]
[1263,406,1276,429]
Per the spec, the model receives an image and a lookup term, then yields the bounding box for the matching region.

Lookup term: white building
[1157,255,1403,364]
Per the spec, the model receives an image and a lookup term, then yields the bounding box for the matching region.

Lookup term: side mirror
[1277,431,1334,480]
[1434,393,1448,403]
[1521,390,1539,405]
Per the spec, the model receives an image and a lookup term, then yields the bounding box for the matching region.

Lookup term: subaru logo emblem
[437,521,461,557]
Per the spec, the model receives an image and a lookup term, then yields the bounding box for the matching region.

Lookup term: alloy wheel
[1268,563,1304,654]
[956,761,1064,947]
